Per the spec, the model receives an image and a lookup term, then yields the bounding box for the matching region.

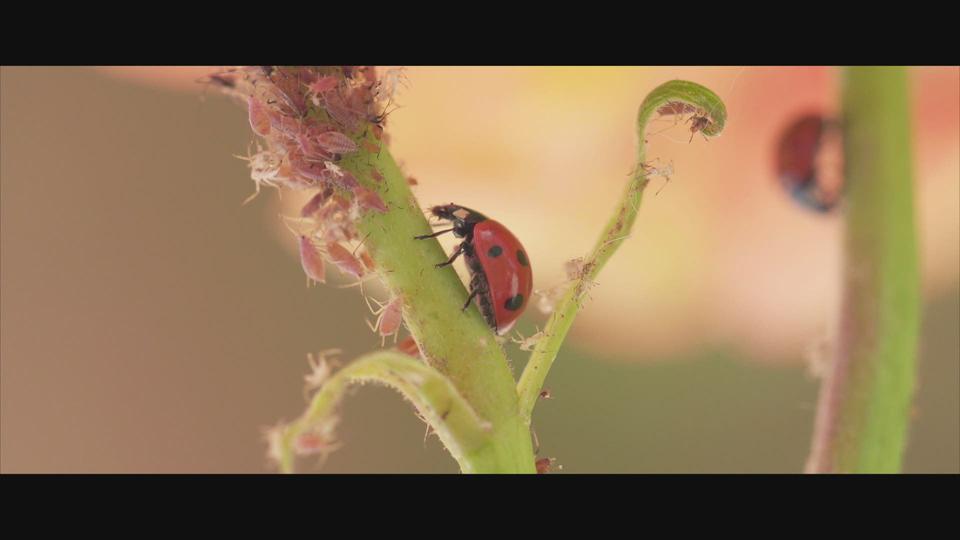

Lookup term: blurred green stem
[806,67,920,473]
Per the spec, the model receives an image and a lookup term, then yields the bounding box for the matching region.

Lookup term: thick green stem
[516,80,727,424]
[338,140,535,473]
[806,67,920,473]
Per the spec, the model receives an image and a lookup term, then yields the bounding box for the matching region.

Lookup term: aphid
[347,83,376,114]
[296,132,334,161]
[322,90,361,131]
[639,158,675,195]
[370,169,384,183]
[539,389,552,400]
[362,140,380,154]
[264,67,308,117]
[332,170,360,191]
[775,114,842,213]
[304,349,340,390]
[415,204,533,335]
[687,109,714,142]
[358,65,378,85]
[373,67,409,104]
[323,161,344,177]
[395,335,421,358]
[292,418,342,466]
[298,236,326,285]
[321,224,354,246]
[247,96,272,137]
[511,329,545,351]
[656,100,698,118]
[564,257,587,281]
[325,241,365,279]
[366,296,404,345]
[293,431,340,457]
[354,187,388,213]
[305,75,340,106]
[315,131,358,154]
[535,457,556,474]
[287,151,327,185]
[268,110,302,138]
[359,250,376,272]
[239,148,283,184]
[236,147,297,202]
[407,176,419,186]
[301,188,334,218]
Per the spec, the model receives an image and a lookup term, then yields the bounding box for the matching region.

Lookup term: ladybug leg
[414,227,454,240]
[462,286,479,311]
[435,242,464,269]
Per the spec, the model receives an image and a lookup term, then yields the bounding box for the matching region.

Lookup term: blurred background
[1,66,957,473]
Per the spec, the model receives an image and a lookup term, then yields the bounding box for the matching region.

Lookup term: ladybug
[415,204,532,335]
[775,113,844,213]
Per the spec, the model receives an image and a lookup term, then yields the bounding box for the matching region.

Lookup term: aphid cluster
[211,67,399,293]
[212,66,391,209]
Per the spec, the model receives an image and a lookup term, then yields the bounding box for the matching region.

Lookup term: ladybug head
[429,203,487,237]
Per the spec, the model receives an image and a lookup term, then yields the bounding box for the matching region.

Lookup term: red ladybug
[775,113,843,213]
[416,204,532,335]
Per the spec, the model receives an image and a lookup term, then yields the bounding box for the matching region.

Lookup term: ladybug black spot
[504,294,524,311]
[516,250,529,266]
[488,245,503,257]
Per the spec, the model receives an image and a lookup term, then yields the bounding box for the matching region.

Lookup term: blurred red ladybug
[775,114,843,213]
[416,204,533,335]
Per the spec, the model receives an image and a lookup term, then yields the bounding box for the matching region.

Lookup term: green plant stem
[337,140,535,473]
[806,67,920,473]
[277,351,493,473]
[516,80,727,424]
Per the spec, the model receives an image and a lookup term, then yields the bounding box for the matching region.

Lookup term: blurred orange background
[1,66,957,473]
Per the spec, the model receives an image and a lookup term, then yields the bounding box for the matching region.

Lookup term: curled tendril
[516,79,727,424]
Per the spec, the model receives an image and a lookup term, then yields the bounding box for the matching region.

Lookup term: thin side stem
[274,351,493,473]
[516,80,727,424]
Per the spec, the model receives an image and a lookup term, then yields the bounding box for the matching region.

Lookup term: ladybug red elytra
[775,113,844,213]
[416,204,533,335]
